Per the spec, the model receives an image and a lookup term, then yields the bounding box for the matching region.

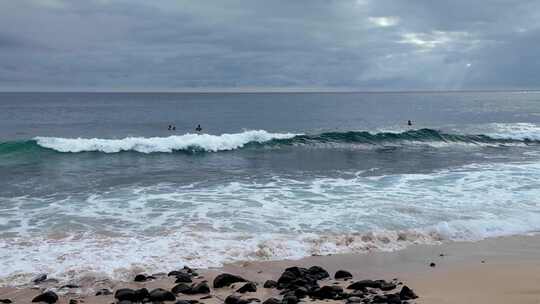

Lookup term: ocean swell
[0,128,536,155]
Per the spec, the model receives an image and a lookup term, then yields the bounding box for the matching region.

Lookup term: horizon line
[1,88,540,94]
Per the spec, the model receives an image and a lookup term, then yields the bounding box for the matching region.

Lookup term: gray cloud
[0,0,539,90]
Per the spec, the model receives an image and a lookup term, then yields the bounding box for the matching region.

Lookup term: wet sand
[2,234,540,303]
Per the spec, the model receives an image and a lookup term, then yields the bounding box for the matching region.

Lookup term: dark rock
[294,287,308,298]
[386,293,402,304]
[175,301,192,304]
[429,262,436,267]
[68,300,78,304]
[308,266,330,280]
[237,282,257,293]
[380,282,397,291]
[134,274,147,282]
[225,295,249,304]
[347,280,382,290]
[247,298,260,303]
[262,298,280,304]
[115,288,137,301]
[172,283,191,294]
[189,282,210,294]
[399,286,418,300]
[213,273,248,288]
[169,270,187,277]
[134,288,150,302]
[277,270,296,289]
[31,291,58,303]
[0,299,12,304]
[149,288,176,302]
[372,295,387,303]
[346,296,362,303]
[334,270,353,280]
[439,253,445,257]
[95,288,112,296]
[175,273,193,283]
[309,285,343,300]
[60,284,80,289]
[282,295,298,304]
[32,274,47,284]
[263,280,277,288]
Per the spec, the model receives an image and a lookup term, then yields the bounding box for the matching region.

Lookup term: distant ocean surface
[1,91,540,286]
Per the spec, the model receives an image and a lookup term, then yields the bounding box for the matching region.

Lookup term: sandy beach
[3,234,540,304]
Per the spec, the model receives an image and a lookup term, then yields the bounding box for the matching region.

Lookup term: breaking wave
[1,128,539,155]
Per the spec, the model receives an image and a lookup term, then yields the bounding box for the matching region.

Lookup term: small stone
[439,253,445,257]
[380,282,397,291]
[31,291,58,303]
[347,280,381,290]
[32,274,48,284]
[263,280,277,288]
[189,282,210,294]
[308,266,330,280]
[237,282,257,293]
[346,296,362,303]
[95,288,112,296]
[175,273,193,283]
[134,274,147,282]
[310,285,343,300]
[282,295,298,304]
[225,295,248,304]
[372,294,387,303]
[213,273,248,288]
[262,298,280,304]
[429,262,436,267]
[171,283,191,294]
[334,270,353,280]
[149,288,176,302]
[399,286,418,300]
[115,289,136,302]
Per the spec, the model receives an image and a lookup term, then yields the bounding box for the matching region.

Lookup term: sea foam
[34,130,298,153]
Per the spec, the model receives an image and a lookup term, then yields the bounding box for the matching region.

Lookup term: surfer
[195,124,202,133]
[407,120,413,127]
[168,125,172,130]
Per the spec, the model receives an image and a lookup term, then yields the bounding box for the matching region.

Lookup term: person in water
[168,125,172,130]
[407,120,413,126]
[195,124,202,133]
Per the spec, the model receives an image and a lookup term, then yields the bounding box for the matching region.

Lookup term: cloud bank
[0,0,539,91]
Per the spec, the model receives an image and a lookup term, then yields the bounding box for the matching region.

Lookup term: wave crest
[34,130,297,153]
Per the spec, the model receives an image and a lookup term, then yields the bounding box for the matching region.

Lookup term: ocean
[1,91,540,285]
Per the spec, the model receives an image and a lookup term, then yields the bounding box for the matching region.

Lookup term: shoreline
[3,234,540,303]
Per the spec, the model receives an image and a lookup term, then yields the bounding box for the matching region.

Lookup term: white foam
[34,130,298,153]
[482,123,540,141]
[1,161,540,287]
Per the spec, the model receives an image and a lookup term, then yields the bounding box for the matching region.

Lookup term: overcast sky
[0,0,539,91]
